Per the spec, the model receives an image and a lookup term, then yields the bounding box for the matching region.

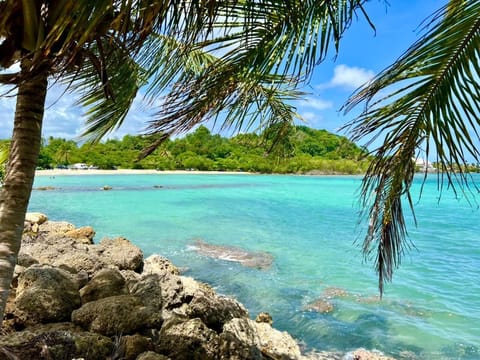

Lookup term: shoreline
[35,169,363,177]
[35,169,253,176]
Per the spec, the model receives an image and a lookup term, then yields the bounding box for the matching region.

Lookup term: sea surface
[29,173,480,359]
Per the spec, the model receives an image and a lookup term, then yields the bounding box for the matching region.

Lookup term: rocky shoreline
[0,213,395,360]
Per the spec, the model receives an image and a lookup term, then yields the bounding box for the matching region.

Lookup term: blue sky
[0,0,446,143]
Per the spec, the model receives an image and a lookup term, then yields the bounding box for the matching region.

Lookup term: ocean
[29,173,480,359]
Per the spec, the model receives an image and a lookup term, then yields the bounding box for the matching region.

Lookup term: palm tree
[0,1,372,324]
[343,0,480,296]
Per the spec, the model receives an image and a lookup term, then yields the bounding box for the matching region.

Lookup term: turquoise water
[29,173,480,359]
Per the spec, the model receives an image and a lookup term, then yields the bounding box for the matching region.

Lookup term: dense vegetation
[32,125,370,174]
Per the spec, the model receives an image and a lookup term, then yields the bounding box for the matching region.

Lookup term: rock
[34,186,56,191]
[25,212,48,225]
[321,287,348,299]
[303,350,343,359]
[38,220,75,235]
[137,351,170,360]
[221,318,304,360]
[253,321,303,359]
[71,295,162,336]
[102,185,113,190]
[14,265,81,326]
[65,226,96,244]
[130,274,163,310]
[157,318,219,360]
[255,312,273,325]
[304,299,334,314]
[0,323,113,360]
[119,334,153,360]
[97,237,144,272]
[79,267,127,304]
[219,318,263,359]
[191,240,274,269]
[17,253,38,268]
[186,289,249,332]
[20,231,144,276]
[344,348,396,360]
[138,260,185,310]
[180,275,214,301]
[143,254,180,277]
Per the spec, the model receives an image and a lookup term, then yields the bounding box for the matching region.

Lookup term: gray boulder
[71,295,162,336]
[65,225,96,244]
[20,224,145,276]
[252,320,303,359]
[14,265,81,326]
[137,351,171,360]
[118,334,153,360]
[186,289,249,332]
[157,318,219,360]
[218,317,263,360]
[97,237,144,272]
[130,274,163,310]
[143,254,180,277]
[79,267,127,304]
[0,322,113,360]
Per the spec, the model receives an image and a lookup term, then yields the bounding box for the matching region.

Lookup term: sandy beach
[35,169,251,176]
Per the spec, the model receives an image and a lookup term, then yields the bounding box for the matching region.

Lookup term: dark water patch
[188,239,274,270]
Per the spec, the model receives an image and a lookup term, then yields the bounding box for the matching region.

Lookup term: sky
[0,0,447,143]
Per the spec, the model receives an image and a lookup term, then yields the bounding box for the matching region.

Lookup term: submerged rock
[190,239,274,269]
[321,287,348,299]
[304,299,334,314]
[34,186,57,191]
[344,348,397,360]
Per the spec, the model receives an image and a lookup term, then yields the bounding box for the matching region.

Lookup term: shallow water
[29,173,480,359]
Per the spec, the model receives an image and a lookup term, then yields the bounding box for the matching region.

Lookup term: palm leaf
[140,0,372,151]
[205,0,373,82]
[63,39,146,142]
[342,0,480,295]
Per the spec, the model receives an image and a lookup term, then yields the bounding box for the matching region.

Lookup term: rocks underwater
[0,213,396,360]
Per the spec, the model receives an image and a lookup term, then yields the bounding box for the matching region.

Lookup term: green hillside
[36,125,370,174]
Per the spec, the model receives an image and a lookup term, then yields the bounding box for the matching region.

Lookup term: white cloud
[298,97,333,111]
[298,111,323,126]
[330,64,375,89]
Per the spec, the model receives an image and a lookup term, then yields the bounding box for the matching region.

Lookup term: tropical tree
[343,0,480,296]
[0,0,372,324]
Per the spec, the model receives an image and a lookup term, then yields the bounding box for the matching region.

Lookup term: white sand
[35,169,251,176]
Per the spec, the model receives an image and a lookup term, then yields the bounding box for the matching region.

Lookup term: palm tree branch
[343,1,480,294]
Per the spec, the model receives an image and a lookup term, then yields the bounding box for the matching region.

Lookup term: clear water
[29,173,480,359]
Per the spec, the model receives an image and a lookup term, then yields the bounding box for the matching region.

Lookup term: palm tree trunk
[0,61,48,326]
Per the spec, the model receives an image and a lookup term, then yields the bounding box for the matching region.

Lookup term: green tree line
[34,125,370,174]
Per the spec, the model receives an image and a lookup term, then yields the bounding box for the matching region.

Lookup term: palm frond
[63,38,146,143]
[146,61,303,142]
[343,0,480,295]
[205,0,373,83]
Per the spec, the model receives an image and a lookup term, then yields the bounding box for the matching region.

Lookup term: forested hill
[34,125,370,174]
